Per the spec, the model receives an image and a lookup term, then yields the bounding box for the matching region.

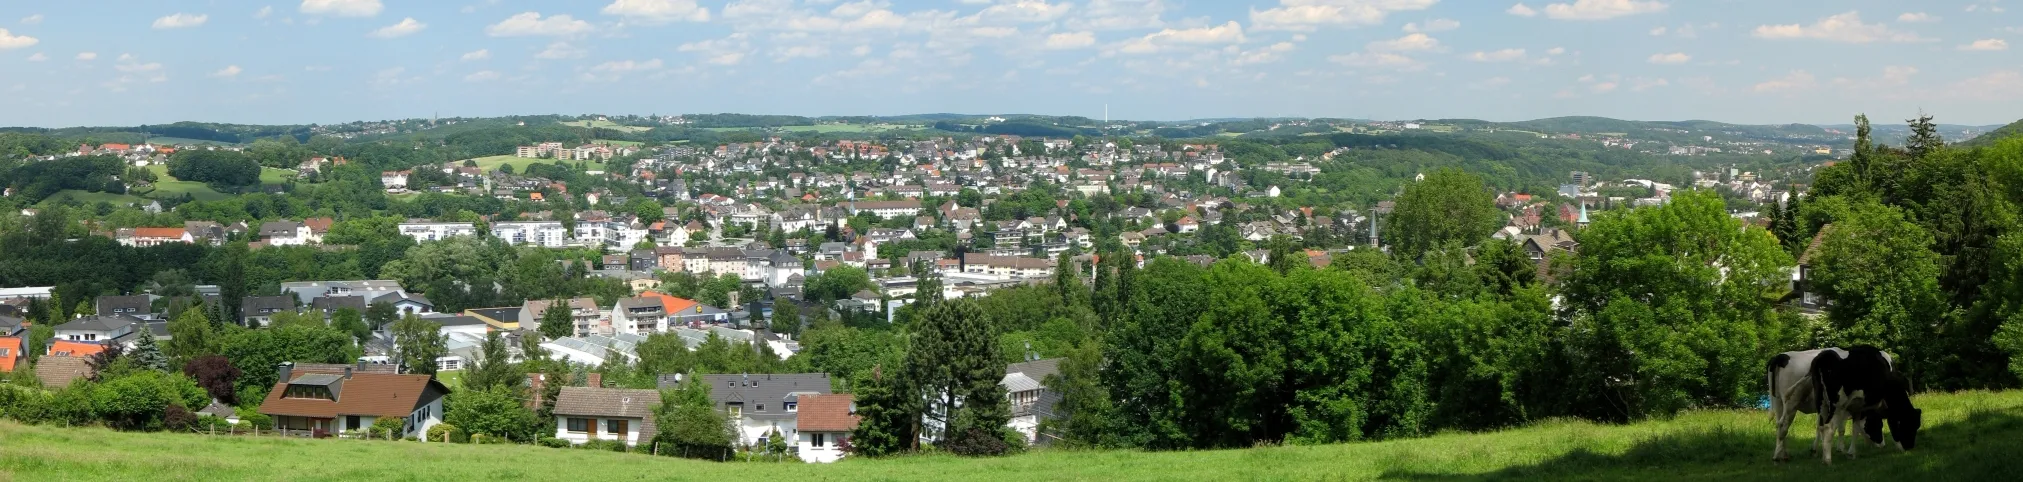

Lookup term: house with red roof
[795,394,858,463]
[116,227,193,247]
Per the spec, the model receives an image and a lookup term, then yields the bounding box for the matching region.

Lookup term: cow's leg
[1817,410,1847,465]
[1772,402,1793,462]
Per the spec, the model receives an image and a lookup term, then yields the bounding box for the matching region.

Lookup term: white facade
[554,416,646,446]
[493,221,569,248]
[797,431,849,463]
[398,222,478,242]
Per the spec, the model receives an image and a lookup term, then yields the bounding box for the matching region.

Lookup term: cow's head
[1889,407,1922,450]
[1862,413,1887,446]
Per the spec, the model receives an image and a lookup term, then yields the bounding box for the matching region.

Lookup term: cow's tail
[1767,353,1790,423]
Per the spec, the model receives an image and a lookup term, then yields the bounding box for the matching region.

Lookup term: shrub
[235,408,273,430]
[581,439,628,452]
[163,405,199,432]
[371,417,407,440]
[944,427,1012,457]
[194,415,233,432]
[49,383,98,427]
[426,423,467,443]
[538,437,573,449]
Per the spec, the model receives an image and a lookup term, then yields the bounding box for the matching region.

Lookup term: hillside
[2,390,2018,481]
[1959,118,2023,148]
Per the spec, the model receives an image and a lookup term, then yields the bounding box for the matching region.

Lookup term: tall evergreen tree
[463,331,524,394]
[129,325,169,371]
[538,299,574,340]
[848,365,914,457]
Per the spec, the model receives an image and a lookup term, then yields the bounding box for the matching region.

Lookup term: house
[116,227,193,247]
[260,221,313,246]
[677,373,834,447]
[0,336,21,372]
[464,307,523,331]
[241,295,297,326]
[837,200,921,219]
[1004,358,1065,446]
[795,394,859,463]
[551,387,661,447]
[309,296,368,317]
[52,314,144,344]
[35,355,94,389]
[610,297,666,334]
[397,221,478,242]
[95,295,155,320]
[279,280,407,305]
[259,362,450,438]
[381,171,411,192]
[1788,225,1834,314]
[493,221,569,248]
[520,298,604,337]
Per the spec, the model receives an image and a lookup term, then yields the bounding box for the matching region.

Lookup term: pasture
[560,120,653,132]
[0,390,2016,481]
[464,154,560,173]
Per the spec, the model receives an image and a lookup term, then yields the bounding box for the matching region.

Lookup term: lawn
[2,390,2018,481]
[560,120,653,133]
[464,154,557,173]
[595,139,644,147]
[35,190,147,207]
[704,124,916,133]
[259,167,296,185]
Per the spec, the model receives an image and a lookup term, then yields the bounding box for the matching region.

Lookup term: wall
[796,431,848,463]
[553,416,645,446]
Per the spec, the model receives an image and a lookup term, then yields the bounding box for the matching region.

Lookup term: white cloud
[1753,70,1816,92]
[1542,0,1668,20]
[1232,41,1296,65]
[678,33,751,65]
[1402,18,1460,33]
[1646,52,1690,64]
[1507,3,1538,17]
[1896,12,1937,23]
[461,49,491,61]
[1648,26,1665,35]
[486,12,594,37]
[255,6,274,19]
[535,41,588,59]
[0,29,37,49]
[1044,31,1096,50]
[1753,12,1932,43]
[26,52,46,61]
[1115,20,1246,54]
[1465,48,1528,62]
[592,59,664,73]
[153,13,209,29]
[974,0,1073,23]
[300,0,384,17]
[1630,77,1668,91]
[368,18,427,38]
[1329,51,1424,71]
[1250,0,1439,32]
[211,65,243,78]
[1547,47,1566,55]
[601,0,710,24]
[371,67,411,86]
[20,14,43,25]
[1469,76,1511,90]
[1068,0,1167,31]
[771,44,829,61]
[119,53,135,61]
[1368,33,1441,52]
[1959,38,2009,51]
[1590,81,1618,93]
[76,51,97,60]
[116,61,163,73]
[464,70,500,82]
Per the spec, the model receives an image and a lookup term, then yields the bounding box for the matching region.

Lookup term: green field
[259,167,295,185]
[560,120,653,132]
[1,390,2017,481]
[147,137,240,147]
[35,190,148,207]
[595,139,644,147]
[704,124,915,133]
[464,154,559,173]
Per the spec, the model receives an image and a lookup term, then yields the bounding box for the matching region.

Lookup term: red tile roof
[304,217,334,234]
[130,227,187,239]
[640,291,699,314]
[796,394,858,432]
[0,337,20,372]
[260,370,449,419]
[46,340,107,358]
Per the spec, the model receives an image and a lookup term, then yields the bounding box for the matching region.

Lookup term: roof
[0,336,20,372]
[241,295,296,313]
[1798,224,1835,266]
[422,315,488,327]
[1007,358,1063,384]
[687,373,834,421]
[553,387,661,419]
[310,295,367,313]
[795,394,859,432]
[1001,372,1042,393]
[35,355,94,389]
[46,340,108,358]
[260,370,449,419]
[95,295,152,316]
[640,291,699,314]
[53,314,142,333]
[130,227,187,239]
[259,221,304,237]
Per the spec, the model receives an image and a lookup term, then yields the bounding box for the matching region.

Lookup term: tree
[462,331,525,394]
[445,387,543,443]
[165,308,217,367]
[1811,201,1946,383]
[1383,168,1501,258]
[390,314,448,376]
[847,366,914,457]
[805,265,873,303]
[907,299,1009,452]
[331,307,369,346]
[539,299,574,340]
[771,302,802,337]
[365,302,399,332]
[129,326,169,372]
[181,354,241,404]
[653,377,736,460]
[1044,341,1114,448]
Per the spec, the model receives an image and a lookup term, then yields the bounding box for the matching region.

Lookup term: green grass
[560,120,653,132]
[35,190,147,207]
[146,137,240,147]
[704,124,917,133]
[463,155,556,173]
[595,139,644,147]
[143,181,232,201]
[259,167,295,185]
[2,390,2018,481]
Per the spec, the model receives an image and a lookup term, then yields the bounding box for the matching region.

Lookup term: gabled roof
[553,386,661,422]
[260,370,449,419]
[686,374,834,421]
[53,314,143,333]
[796,394,859,432]
[36,355,93,389]
[130,227,187,239]
[0,336,21,372]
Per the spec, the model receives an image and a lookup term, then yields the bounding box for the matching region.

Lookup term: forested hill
[1959,118,2023,148]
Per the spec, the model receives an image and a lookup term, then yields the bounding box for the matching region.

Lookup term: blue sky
[1,0,2019,127]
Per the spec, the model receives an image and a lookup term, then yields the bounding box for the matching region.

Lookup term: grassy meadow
[560,120,653,132]
[464,154,558,173]
[1,390,2017,481]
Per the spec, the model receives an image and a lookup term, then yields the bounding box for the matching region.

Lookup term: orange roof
[131,227,186,239]
[46,340,107,358]
[101,143,131,150]
[260,369,449,419]
[640,291,699,313]
[304,217,334,234]
[796,394,859,432]
[530,192,545,201]
[0,337,20,372]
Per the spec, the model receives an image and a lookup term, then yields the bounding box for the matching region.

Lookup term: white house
[381,171,410,192]
[258,363,447,440]
[552,387,659,447]
[51,315,142,343]
[610,297,666,335]
[795,394,858,463]
[260,221,314,246]
[682,374,833,448]
[397,221,478,242]
[492,221,570,248]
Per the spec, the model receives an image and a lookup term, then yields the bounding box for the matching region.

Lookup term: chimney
[277,362,295,384]
[343,366,353,379]
[587,372,603,388]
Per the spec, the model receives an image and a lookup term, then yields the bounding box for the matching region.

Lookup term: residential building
[116,227,193,247]
[397,221,478,242]
[493,221,569,248]
[678,373,834,447]
[52,314,144,344]
[551,387,660,447]
[610,297,666,334]
[259,362,449,438]
[520,298,604,337]
[1004,358,1065,446]
[95,295,155,320]
[795,394,859,463]
[381,171,410,192]
[241,295,297,326]
[837,200,922,219]
[261,221,313,246]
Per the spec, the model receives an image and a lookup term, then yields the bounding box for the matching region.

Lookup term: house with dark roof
[95,295,156,320]
[795,394,858,463]
[1004,358,1066,446]
[52,314,145,346]
[551,386,661,447]
[35,355,93,389]
[241,295,297,326]
[673,373,834,447]
[309,295,368,317]
[464,307,523,331]
[259,362,449,438]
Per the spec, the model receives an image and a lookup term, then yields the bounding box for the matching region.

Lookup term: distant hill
[1958,118,2023,148]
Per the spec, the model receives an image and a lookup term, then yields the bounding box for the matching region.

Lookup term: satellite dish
[622,397,632,403]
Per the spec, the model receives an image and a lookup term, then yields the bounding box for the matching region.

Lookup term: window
[785,402,797,412]
[607,419,628,436]
[567,418,590,433]
[757,403,765,412]
[727,404,743,419]
[813,433,826,447]
[346,415,361,429]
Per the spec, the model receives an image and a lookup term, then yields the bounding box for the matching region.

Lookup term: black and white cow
[1807,346,1920,464]
[1766,347,1918,462]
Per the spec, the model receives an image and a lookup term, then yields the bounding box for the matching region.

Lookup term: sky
[0,0,2020,127]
